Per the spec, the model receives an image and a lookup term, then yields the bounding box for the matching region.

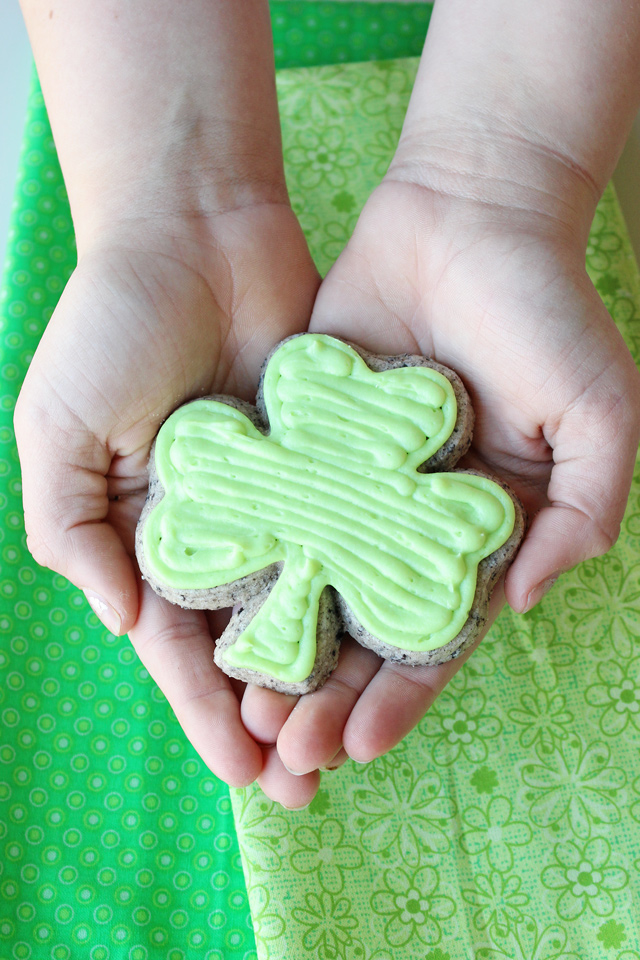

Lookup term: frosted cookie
[135,333,525,694]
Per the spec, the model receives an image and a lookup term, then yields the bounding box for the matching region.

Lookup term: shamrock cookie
[136,334,525,694]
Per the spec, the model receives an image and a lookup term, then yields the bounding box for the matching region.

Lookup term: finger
[241,685,300,746]
[14,397,139,635]
[129,582,263,787]
[341,585,506,763]
[505,381,640,613]
[256,744,320,810]
[205,608,248,701]
[275,636,381,776]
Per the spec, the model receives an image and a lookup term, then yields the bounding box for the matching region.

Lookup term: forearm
[20,0,285,251]
[391,0,640,236]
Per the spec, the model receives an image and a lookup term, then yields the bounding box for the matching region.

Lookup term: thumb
[505,384,640,613]
[14,395,139,635]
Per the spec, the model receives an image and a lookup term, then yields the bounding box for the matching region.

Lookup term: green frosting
[142,335,516,682]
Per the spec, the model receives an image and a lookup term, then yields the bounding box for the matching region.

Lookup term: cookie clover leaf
[139,334,516,686]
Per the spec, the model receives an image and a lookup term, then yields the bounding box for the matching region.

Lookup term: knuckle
[586,515,620,559]
[14,382,50,439]
[382,661,442,700]
[134,620,204,660]
[25,528,59,572]
[323,669,364,700]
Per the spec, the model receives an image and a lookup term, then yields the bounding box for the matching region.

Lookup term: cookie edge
[134,334,523,692]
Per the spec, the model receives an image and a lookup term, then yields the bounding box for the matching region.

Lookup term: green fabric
[2,8,640,960]
[0,65,255,960]
[270,1,431,68]
[232,57,640,960]
[0,9,433,959]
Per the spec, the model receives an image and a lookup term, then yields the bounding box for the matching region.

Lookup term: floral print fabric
[231,55,640,960]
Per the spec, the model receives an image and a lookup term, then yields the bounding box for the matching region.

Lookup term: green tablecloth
[231,57,640,960]
[0,8,432,958]
[3,4,640,960]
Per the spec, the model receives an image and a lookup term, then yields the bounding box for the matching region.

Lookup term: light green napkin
[231,56,640,960]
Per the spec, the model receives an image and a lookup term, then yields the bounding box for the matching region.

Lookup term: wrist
[387,118,600,248]
[71,117,290,254]
[22,0,286,254]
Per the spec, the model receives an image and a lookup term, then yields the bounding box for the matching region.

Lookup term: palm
[240,181,639,795]
[311,180,638,592]
[16,203,322,797]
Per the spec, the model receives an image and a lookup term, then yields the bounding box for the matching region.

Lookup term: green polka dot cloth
[0,8,433,959]
[3,6,640,960]
[7,83,255,960]
[270,1,432,66]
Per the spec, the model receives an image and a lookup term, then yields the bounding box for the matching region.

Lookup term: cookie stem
[221,545,327,684]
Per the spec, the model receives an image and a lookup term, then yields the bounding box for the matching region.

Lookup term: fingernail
[281,801,312,811]
[283,764,306,777]
[84,591,122,635]
[352,759,370,766]
[525,574,559,612]
[320,748,348,772]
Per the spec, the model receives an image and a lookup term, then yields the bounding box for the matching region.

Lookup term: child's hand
[238,0,640,806]
[15,203,322,804]
[16,0,332,808]
[240,175,640,797]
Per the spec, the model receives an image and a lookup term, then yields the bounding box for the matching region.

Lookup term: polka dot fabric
[0,9,434,958]
[270,1,432,67]
[0,71,255,960]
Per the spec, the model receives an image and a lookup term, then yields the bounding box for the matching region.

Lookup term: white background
[1,3,639,267]
[0,3,32,265]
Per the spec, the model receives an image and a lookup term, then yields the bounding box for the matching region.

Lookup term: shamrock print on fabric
[140,334,516,688]
[471,766,500,795]
[597,919,628,950]
[349,759,457,867]
[370,866,456,948]
[520,736,625,840]
[541,837,628,921]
